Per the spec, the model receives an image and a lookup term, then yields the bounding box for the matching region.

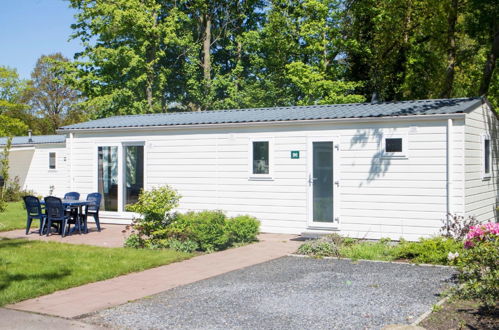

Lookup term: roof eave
[57,112,466,134]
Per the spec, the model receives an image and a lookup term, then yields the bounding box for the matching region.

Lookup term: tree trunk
[202,13,212,83]
[440,0,459,98]
[479,23,499,95]
[145,11,158,112]
[322,31,329,72]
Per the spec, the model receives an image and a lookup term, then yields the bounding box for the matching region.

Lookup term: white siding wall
[464,104,499,222]
[9,144,69,197]
[70,117,465,241]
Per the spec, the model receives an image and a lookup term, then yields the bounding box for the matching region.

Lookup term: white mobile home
[0,135,69,197]
[4,98,498,240]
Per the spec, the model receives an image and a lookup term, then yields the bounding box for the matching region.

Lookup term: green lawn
[0,202,30,232]
[0,238,193,306]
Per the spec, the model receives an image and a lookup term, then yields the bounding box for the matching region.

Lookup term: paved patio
[0,224,128,248]
[6,232,302,318]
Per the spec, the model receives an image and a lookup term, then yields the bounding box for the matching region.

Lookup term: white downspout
[69,132,74,192]
[446,119,453,224]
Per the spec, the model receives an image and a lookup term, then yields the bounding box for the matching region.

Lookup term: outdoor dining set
[23,192,102,237]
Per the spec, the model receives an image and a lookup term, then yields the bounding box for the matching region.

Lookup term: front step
[301,228,340,239]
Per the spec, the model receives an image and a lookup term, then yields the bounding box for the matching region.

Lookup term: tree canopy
[64,0,497,118]
[1,0,498,134]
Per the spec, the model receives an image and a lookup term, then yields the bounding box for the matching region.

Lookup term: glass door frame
[307,136,340,229]
[122,142,145,211]
[95,141,145,215]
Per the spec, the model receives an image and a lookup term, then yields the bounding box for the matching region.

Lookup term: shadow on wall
[8,149,34,189]
[350,127,392,187]
[483,101,499,220]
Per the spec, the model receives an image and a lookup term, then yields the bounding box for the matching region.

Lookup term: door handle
[308,174,317,185]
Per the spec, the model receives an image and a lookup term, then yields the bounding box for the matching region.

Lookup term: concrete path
[0,308,100,330]
[0,224,127,248]
[7,233,301,319]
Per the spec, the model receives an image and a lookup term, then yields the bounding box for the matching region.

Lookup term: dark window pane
[253,141,269,174]
[385,138,403,153]
[49,152,56,169]
[484,139,490,174]
[98,146,118,211]
[125,145,144,206]
[313,142,333,222]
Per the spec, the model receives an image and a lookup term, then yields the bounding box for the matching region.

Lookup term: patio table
[40,199,92,234]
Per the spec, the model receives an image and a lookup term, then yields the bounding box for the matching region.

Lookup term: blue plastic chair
[44,196,71,237]
[23,196,46,235]
[84,193,102,232]
[64,192,80,200]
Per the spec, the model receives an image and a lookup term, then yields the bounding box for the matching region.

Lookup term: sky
[0,0,81,79]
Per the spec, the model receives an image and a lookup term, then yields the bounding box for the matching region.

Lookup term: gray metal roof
[0,135,66,146]
[59,97,482,131]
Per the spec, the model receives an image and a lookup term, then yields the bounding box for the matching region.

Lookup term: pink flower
[464,222,498,249]
[464,240,474,249]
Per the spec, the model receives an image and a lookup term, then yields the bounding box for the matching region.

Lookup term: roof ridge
[59,97,481,131]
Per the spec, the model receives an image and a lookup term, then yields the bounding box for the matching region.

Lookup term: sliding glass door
[98,146,118,211]
[97,143,144,212]
[124,145,144,207]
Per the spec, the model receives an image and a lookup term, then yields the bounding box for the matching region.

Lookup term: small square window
[385,138,403,153]
[252,141,269,175]
[49,152,56,169]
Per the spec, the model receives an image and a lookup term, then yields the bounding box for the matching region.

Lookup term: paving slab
[7,233,301,318]
[84,257,456,330]
[0,308,102,330]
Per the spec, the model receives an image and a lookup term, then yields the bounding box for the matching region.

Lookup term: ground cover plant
[297,235,464,265]
[0,238,192,306]
[125,186,260,252]
[0,201,30,232]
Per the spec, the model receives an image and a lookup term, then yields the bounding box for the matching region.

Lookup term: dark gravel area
[84,257,456,330]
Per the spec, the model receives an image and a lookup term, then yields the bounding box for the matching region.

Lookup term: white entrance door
[308,138,338,229]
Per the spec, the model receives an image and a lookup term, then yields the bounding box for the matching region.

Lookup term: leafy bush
[392,236,463,265]
[453,222,499,309]
[124,233,143,248]
[226,215,260,244]
[163,238,199,253]
[124,187,260,252]
[168,211,229,252]
[0,177,35,202]
[126,185,180,240]
[441,214,480,240]
[297,239,339,257]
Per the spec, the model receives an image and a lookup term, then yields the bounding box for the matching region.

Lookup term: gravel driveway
[84,257,456,330]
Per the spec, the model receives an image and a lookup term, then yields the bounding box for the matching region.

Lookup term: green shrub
[297,239,339,257]
[164,238,199,253]
[126,185,180,238]
[124,233,144,248]
[453,223,499,309]
[393,236,463,265]
[168,210,229,252]
[226,215,260,244]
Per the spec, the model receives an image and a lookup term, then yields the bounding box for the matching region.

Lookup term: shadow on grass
[0,268,72,291]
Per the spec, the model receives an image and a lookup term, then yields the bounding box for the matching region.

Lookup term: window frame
[381,134,408,159]
[94,141,146,214]
[248,138,273,180]
[48,152,56,170]
[482,133,492,180]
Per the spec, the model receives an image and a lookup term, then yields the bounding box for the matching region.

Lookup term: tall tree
[27,53,83,134]
[465,0,499,96]
[0,67,30,136]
